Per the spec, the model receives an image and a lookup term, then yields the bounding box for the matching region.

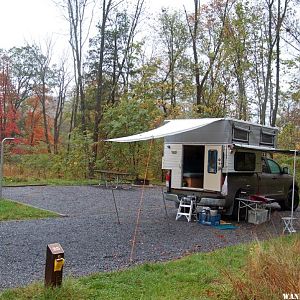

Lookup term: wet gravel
[0,185,299,290]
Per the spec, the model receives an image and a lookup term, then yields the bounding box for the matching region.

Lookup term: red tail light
[165,171,171,187]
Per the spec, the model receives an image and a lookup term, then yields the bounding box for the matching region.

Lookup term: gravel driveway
[0,185,299,290]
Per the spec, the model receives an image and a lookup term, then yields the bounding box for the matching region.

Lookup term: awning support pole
[129,139,154,262]
[291,150,296,220]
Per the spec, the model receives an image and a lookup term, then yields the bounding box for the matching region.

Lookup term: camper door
[204,145,222,191]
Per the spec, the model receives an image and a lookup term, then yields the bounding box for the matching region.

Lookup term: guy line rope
[129,139,154,263]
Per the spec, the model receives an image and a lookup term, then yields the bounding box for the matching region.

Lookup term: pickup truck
[228,156,299,215]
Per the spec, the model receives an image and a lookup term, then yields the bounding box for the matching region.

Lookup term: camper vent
[232,124,250,143]
[260,130,275,146]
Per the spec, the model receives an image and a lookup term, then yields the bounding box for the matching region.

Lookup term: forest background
[0,0,299,183]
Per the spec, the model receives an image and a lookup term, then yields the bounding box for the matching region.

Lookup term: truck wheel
[281,189,299,211]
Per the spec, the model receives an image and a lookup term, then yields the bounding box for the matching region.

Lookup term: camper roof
[106,118,223,142]
[106,118,277,144]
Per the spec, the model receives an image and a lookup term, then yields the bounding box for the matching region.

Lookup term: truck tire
[281,189,299,211]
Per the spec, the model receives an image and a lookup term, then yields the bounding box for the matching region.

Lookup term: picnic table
[94,170,136,188]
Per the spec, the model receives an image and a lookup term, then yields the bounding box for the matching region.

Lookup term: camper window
[260,130,275,146]
[234,152,256,171]
[232,126,249,143]
[208,150,218,174]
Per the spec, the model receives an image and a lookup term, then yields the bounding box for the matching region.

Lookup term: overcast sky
[0,0,193,51]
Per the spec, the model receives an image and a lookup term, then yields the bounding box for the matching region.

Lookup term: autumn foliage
[24,95,53,149]
[0,70,20,139]
[0,53,54,155]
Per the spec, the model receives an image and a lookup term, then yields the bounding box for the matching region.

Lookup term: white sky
[0,0,65,49]
[0,0,193,52]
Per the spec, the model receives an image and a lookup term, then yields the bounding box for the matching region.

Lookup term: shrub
[227,235,300,300]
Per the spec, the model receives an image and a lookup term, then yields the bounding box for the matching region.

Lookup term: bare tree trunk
[271,0,289,126]
[261,0,276,125]
[92,0,144,169]
[170,43,176,107]
[272,29,280,127]
[54,61,70,154]
[110,0,145,100]
[111,27,118,104]
[32,41,53,153]
[252,33,264,121]
[41,83,51,153]
[185,0,201,107]
[60,0,94,132]
[186,0,230,111]
[93,0,113,167]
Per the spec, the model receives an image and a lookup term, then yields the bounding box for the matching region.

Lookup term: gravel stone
[0,185,298,290]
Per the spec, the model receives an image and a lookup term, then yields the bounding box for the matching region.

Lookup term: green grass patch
[0,199,59,221]
[79,244,248,300]
[3,178,100,187]
[0,234,298,300]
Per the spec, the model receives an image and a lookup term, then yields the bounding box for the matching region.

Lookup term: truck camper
[108,118,299,216]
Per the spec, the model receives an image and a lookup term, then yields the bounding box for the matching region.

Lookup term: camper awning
[233,143,300,155]
[106,118,222,142]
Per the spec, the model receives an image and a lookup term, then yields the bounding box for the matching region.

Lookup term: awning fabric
[106,118,222,142]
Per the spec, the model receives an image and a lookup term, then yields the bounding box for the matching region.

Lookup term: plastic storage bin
[247,209,268,224]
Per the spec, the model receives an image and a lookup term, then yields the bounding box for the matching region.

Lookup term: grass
[3,175,164,187]
[0,234,299,300]
[227,234,300,300]
[0,199,59,221]
[3,178,100,187]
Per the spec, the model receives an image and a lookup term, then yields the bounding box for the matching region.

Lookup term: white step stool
[176,197,197,222]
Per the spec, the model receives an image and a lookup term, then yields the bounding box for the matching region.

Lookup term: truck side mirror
[282,167,289,174]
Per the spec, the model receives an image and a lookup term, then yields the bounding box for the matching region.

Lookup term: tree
[7,46,37,110]
[271,0,290,126]
[223,1,252,120]
[185,0,201,107]
[23,95,54,148]
[0,53,20,139]
[158,9,190,107]
[57,0,95,134]
[102,94,162,177]
[185,0,231,112]
[53,59,71,154]
[254,0,290,125]
[31,42,55,153]
[89,0,145,167]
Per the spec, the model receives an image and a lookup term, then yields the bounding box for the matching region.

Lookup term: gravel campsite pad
[0,185,299,290]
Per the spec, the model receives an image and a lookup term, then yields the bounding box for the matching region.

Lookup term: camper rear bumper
[164,191,227,207]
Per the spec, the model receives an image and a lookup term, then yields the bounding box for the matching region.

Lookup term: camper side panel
[162,144,182,188]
